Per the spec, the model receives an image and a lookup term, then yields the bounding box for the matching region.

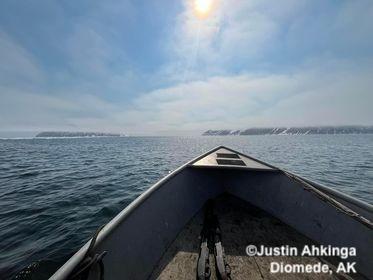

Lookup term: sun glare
[194,0,213,18]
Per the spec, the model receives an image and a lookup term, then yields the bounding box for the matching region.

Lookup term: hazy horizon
[1,124,373,138]
[1,0,373,134]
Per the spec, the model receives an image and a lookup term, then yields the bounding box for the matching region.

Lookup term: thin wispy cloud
[120,62,373,134]
[0,0,372,135]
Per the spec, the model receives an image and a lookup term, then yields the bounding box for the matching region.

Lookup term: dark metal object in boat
[197,202,212,280]
[68,225,107,280]
[197,201,231,280]
[211,205,231,280]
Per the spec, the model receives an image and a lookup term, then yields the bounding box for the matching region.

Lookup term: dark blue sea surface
[0,135,372,279]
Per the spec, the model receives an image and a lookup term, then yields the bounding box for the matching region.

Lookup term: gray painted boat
[51,146,373,280]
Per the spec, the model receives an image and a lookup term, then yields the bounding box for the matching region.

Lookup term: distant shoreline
[203,126,373,136]
[35,132,123,138]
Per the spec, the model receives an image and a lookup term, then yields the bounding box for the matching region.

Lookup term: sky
[0,0,372,136]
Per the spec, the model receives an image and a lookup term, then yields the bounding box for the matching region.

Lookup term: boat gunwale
[50,146,227,279]
[217,146,373,213]
[192,146,373,213]
[50,145,373,280]
[287,172,373,213]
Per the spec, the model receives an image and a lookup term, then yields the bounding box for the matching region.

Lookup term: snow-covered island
[203,126,373,136]
[35,132,123,138]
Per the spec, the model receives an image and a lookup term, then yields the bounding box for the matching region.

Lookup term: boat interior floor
[149,193,356,280]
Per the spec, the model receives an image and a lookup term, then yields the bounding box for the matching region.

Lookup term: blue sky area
[0,0,372,135]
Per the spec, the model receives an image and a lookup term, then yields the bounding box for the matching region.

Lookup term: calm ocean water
[0,135,372,279]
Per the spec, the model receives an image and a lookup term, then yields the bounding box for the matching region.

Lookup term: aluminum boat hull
[51,146,373,280]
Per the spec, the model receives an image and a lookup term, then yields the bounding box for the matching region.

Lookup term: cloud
[121,61,373,134]
[164,0,373,80]
[165,0,308,78]
[120,0,372,134]
[0,85,124,132]
[0,0,372,135]
[0,31,44,87]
